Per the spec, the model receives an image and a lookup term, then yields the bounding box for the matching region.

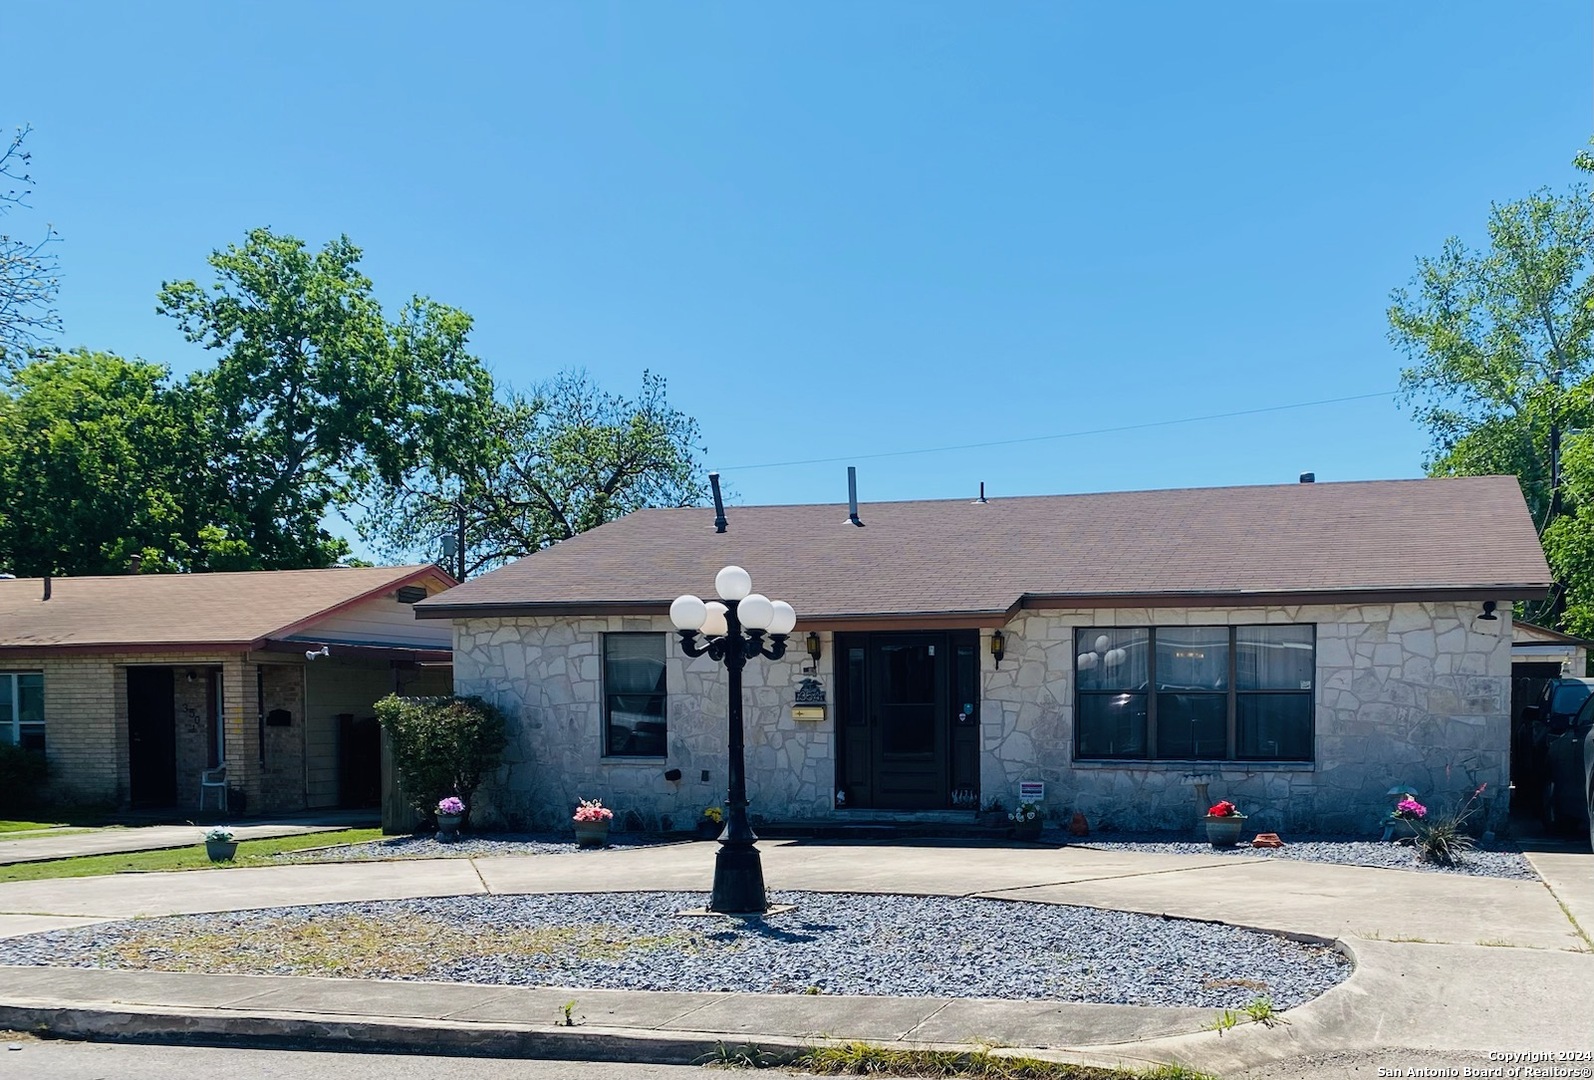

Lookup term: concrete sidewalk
[0,812,376,866]
[0,841,1588,1074]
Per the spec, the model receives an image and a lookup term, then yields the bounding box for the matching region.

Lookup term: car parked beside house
[1544,692,1594,837]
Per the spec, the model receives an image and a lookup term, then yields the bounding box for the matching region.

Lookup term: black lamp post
[671,565,797,914]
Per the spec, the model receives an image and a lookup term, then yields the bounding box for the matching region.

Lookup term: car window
[1550,683,1592,715]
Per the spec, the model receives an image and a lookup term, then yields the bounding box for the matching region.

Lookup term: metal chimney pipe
[847,467,864,527]
[128,553,142,574]
[42,573,51,602]
[709,472,728,533]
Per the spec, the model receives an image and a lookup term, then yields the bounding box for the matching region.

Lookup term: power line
[711,390,1398,473]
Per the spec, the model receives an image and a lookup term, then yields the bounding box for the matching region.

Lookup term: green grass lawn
[0,828,383,883]
[0,820,71,834]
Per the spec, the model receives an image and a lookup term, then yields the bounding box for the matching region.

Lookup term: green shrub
[373,695,508,826]
[0,744,48,814]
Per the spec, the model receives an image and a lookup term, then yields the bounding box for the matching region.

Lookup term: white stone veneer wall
[452,600,1513,834]
[452,615,832,830]
[980,601,1513,833]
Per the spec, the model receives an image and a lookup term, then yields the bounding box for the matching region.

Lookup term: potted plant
[436,796,466,842]
[1380,789,1425,841]
[203,826,238,862]
[573,798,614,848]
[1009,801,1043,841]
[1205,800,1247,847]
[697,806,724,839]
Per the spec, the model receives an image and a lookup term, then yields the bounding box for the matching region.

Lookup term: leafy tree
[157,228,496,568]
[0,125,61,366]
[1389,183,1594,625]
[0,350,242,576]
[360,369,707,576]
[373,694,508,827]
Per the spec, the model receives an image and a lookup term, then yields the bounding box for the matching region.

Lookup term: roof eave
[415,582,1553,625]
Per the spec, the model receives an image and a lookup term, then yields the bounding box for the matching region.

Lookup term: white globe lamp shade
[701,601,729,638]
[1103,647,1126,668]
[738,593,775,630]
[670,594,707,632]
[1094,634,1111,654]
[715,565,753,601]
[1077,651,1098,670]
[767,600,797,636]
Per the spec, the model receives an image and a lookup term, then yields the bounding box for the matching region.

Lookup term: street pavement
[0,838,1588,1079]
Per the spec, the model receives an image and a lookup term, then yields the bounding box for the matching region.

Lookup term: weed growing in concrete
[789,1041,1216,1078]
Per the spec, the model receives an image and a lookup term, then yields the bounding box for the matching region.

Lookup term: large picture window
[1075,626,1314,762]
[0,672,44,751]
[603,634,668,757]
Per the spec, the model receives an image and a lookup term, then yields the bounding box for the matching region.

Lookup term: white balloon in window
[1094,634,1111,654]
[1077,652,1098,670]
[1103,648,1126,668]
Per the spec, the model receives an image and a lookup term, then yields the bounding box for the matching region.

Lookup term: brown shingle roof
[415,476,1552,623]
[0,565,453,650]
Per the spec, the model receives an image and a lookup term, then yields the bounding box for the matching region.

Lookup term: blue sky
[7,2,1592,535]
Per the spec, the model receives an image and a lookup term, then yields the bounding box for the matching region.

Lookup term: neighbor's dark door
[338,713,383,809]
[127,666,178,807]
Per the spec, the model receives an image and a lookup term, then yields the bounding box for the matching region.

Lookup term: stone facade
[452,600,1514,834]
[981,602,1512,834]
[453,615,828,829]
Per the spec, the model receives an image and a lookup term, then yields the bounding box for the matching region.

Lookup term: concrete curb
[0,999,816,1064]
[0,999,1163,1069]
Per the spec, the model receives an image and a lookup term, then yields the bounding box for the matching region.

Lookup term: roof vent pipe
[42,573,51,602]
[128,553,142,574]
[846,466,864,527]
[976,481,988,504]
[709,472,728,534]
[1299,472,1315,484]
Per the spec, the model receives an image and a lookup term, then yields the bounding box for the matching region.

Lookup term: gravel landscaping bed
[0,891,1351,1009]
[1070,833,1537,880]
[270,832,680,863]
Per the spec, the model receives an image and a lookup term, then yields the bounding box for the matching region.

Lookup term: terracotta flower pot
[1205,813,1247,847]
[574,820,611,848]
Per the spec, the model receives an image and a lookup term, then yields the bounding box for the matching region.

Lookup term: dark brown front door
[837,631,979,810]
[127,667,177,807]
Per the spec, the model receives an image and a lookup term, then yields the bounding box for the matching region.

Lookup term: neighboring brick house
[416,476,1554,834]
[0,565,455,813]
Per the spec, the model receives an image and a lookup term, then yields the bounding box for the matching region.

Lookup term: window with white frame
[0,672,44,751]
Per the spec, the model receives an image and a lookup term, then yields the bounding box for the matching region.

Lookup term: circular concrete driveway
[0,840,1590,1076]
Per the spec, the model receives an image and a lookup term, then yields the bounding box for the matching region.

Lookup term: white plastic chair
[199,763,228,812]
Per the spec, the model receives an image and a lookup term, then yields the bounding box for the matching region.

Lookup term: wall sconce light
[805,631,823,665]
[1478,600,1498,622]
[991,629,1006,668]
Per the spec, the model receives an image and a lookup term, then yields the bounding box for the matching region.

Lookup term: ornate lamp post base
[710,840,768,914]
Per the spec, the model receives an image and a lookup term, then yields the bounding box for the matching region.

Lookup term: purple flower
[1396,797,1426,818]
[437,797,465,816]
